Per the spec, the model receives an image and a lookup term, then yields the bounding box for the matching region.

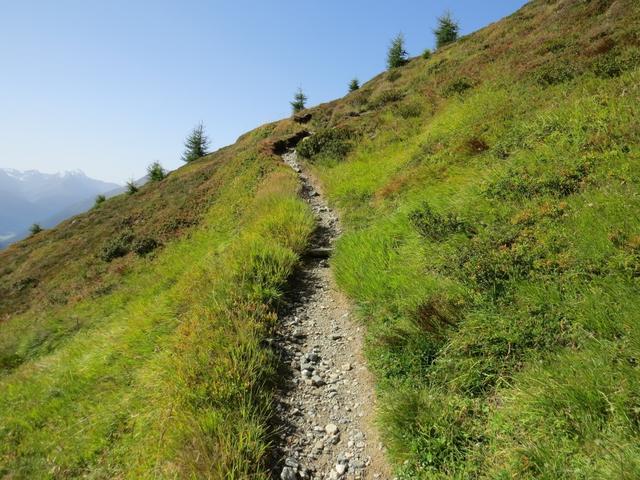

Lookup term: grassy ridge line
[0,138,314,478]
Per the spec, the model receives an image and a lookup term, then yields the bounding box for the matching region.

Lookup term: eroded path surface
[273,151,390,480]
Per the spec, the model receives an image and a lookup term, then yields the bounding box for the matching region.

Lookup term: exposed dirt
[271,151,391,480]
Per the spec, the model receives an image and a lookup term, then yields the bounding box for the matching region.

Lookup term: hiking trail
[272,150,391,480]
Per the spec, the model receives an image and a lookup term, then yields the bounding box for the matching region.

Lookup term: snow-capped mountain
[0,168,120,248]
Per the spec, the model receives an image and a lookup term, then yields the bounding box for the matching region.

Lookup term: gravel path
[272,151,390,480]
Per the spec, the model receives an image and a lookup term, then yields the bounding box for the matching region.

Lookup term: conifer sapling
[387,33,408,69]
[349,78,360,92]
[435,12,459,48]
[182,123,210,163]
[147,161,166,182]
[291,88,308,114]
[126,180,138,195]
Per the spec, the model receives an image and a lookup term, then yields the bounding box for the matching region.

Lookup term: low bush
[100,233,134,262]
[13,277,38,293]
[297,128,353,162]
[485,159,592,200]
[541,38,568,54]
[409,202,474,241]
[592,48,640,78]
[370,89,404,108]
[133,237,159,256]
[533,62,577,86]
[387,69,402,83]
[394,101,423,119]
[443,78,473,96]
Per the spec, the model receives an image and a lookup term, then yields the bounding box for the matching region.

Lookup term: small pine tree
[348,78,360,92]
[182,123,210,163]
[29,223,43,236]
[387,33,408,69]
[147,161,166,182]
[435,12,459,48]
[290,88,307,113]
[94,194,106,207]
[126,180,138,195]
[422,48,432,60]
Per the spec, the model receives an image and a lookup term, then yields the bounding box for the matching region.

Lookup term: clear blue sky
[0,0,527,184]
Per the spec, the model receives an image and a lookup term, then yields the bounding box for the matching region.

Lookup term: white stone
[325,423,339,435]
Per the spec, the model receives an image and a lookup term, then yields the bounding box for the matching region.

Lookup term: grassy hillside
[297,0,640,477]
[1,0,639,478]
[0,121,314,478]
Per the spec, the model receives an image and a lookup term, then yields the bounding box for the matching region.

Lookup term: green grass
[2,0,640,477]
[0,134,314,478]
[299,1,640,476]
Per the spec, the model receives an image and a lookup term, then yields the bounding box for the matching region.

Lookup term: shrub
[126,180,138,195]
[348,89,372,111]
[534,63,577,86]
[94,194,106,207]
[133,237,159,256]
[348,78,360,92]
[290,88,307,114]
[297,128,353,162]
[147,161,166,182]
[394,101,423,119]
[485,160,592,200]
[422,48,432,59]
[386,69,401,82]
[443,78,473,96]
[29,223,43,236]
[427,58,447,74]
[181,123,210,163]
[592,48,640,78]
[542,39,567,54]
[434,12,459,49]
[452,221,568,295]
[387,33,408,69]
[100,233,133,262]
[409,202,474,241]
[370,89,404,108]
[13,277,38,292]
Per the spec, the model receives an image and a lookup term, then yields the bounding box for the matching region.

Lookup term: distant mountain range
[0,169,121,248]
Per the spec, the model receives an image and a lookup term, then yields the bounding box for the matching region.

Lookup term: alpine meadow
[1,0,640,479]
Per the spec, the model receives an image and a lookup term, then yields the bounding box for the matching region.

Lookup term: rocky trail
[271,151,390,480]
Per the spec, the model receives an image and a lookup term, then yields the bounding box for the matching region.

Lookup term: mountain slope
[1,0,639,478]
[300,0,640,477]
[0,121,313,478]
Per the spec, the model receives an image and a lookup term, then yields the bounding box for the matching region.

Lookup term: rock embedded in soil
[325,423,339,435]
[280,466,296,480]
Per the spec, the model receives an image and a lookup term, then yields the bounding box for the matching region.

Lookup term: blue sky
[0,0,527,184]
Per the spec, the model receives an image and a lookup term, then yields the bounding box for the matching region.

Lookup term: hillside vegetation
[299,0,640,477]
[0,121,315,478]
[1,0,640,478]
